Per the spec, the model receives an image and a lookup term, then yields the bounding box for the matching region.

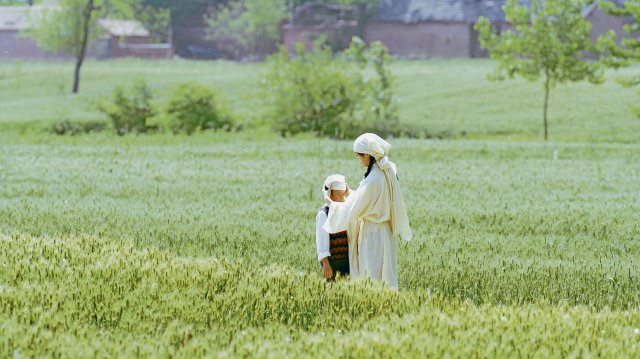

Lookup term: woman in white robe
[323,133,412,289]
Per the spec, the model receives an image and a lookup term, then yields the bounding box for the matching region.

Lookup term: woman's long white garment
[359,221,398,289]
[323,166,399,288]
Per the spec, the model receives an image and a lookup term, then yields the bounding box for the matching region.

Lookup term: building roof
[287,1,357,26]
[372,0,630,24]
[0,6,49,31]
[371,0,513,23]
[97,19,149,37]
[0,6,148,36]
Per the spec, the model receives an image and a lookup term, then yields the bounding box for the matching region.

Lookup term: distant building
[170,3,275,60]
[282,0,633,59]
[0,6,171,60]
[582,0,632,44]
[280,2,358,52]
[0,5,65,59]
[365,0,511,58]
[95,19,171,59]
[171,4,219,59]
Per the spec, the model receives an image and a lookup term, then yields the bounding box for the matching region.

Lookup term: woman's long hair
[364,156,377,179]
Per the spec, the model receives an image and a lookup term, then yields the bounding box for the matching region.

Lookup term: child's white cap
[324,174,347,191]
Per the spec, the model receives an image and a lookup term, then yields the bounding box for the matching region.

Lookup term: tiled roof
[371,0,630,24]
[371,0,528,23]
[0,6,49,30]
[98,19,149,37]
[1,6,148,36]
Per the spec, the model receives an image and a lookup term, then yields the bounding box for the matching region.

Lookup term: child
[315,174,350,281]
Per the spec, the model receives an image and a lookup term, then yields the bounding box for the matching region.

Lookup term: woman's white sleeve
[316,211,331,261]
[323,195,354,234]
[323,182,374,234]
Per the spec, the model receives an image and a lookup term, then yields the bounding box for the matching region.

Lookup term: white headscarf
[353,133,396,173]
[353,133,412,241]
[323,174,347,204]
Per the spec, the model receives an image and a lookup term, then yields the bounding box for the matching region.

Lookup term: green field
[1,58,639,142]
[1,59,640,356]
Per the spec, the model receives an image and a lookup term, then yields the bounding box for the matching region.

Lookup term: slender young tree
[475,0,604,141]
[25,0,133,93]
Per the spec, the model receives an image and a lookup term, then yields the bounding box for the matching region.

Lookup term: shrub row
[52,82,235,136]
[100,81,235,136]
[53,38,432,139]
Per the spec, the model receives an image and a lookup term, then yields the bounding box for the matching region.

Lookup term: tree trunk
[543,70,550,141]
[167,15,174,58]
[72,0,94,94]
[355,3,367,41]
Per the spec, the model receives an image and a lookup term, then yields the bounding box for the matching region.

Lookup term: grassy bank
[1,58,638,142]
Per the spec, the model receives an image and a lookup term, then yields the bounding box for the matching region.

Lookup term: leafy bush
[51,120,107,136]
[98,81,156,136]
[264,37,402,139]
[343,38,403,138]
[166,83,234,135]
[264,40,359,138]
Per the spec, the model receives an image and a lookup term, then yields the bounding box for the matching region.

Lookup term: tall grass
[2,232,640,357]
[1,58,640,355]
[2,134,639,299]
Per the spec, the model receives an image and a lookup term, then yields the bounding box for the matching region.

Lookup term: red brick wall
[173,26,215,56]
[281,25,316,51]
[365,21,472,58]
[114,37,171,58]
[281,24,356,51]
[0,31,70,60]
[0,32,106,60]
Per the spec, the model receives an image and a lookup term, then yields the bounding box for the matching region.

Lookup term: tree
[205,0,288,58]
[288,0,379,42]
[204,0,379,58]
[475,0,604,141]
[338,0,379,40]
[137,0,222,45]
[130,2,170,43]
[265,37,400,139]
[598,0,640,116]
[25,0,134,94]
[140,0,221,25]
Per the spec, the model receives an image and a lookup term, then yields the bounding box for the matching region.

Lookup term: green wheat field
[1,59,639,357]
